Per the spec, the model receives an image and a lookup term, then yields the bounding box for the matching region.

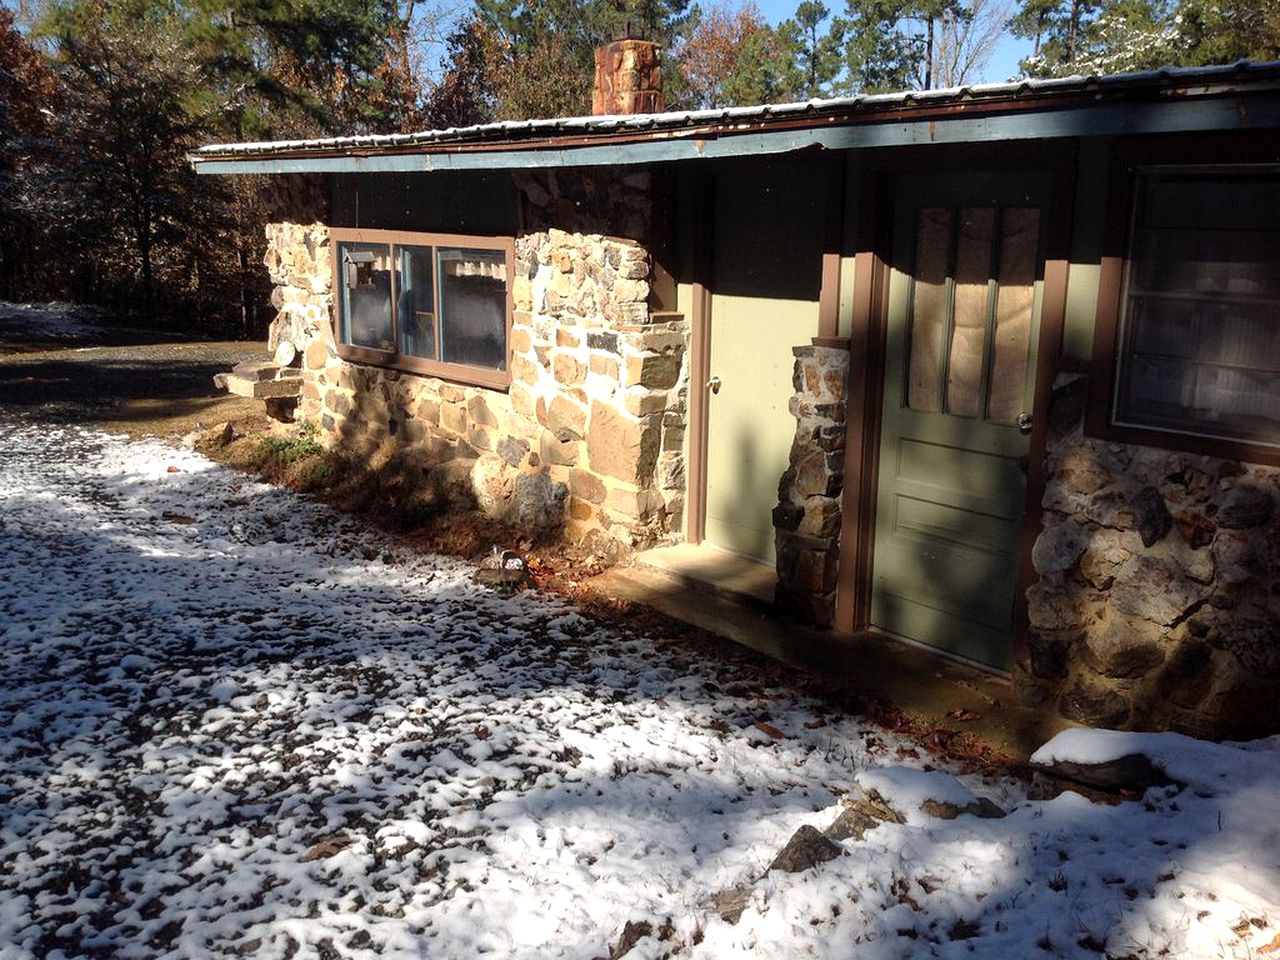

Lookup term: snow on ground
[0,413,1276,959]
[0,303,111,343]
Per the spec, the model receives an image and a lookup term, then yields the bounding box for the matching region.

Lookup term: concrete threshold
[632,542,777,610]
[590,559,1072,762]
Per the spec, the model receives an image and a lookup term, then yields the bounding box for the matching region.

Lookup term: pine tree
[776,0,846,99]
[37,1,214,307]
[842,0,919,92]
[1008,0,1102,75]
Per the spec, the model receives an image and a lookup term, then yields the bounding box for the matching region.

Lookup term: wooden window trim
[1087,134,1280,466]
[330,226,516,391]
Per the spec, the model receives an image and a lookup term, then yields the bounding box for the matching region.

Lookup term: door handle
[707,376,722,395]
[1016,411,1033,435]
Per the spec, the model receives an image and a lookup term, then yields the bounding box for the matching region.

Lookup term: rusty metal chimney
[592,39,664,116]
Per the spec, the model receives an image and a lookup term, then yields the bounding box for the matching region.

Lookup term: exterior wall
[265,167,688,548]
[254,144,1280,740]
[1019,374,1280,738]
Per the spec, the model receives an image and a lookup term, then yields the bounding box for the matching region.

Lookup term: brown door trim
[685,169,714,545]
[1013,148,1078,665]
[835,164,894,632]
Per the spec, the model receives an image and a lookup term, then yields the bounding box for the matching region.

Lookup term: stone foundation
[773,344,850,627]
[265,168,687,548]
[1020,374,1280,738]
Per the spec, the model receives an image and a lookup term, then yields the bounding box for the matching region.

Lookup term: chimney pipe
[592,39,664,116]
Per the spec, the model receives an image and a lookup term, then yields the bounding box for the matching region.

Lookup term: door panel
[703,162,824,564]
[871,173,1048,670]
[705,294,814,562]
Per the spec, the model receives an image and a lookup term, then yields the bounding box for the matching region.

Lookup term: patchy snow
[1032,727,1280,794]
[856,766,991,825]
[0,413,1277,959]
[0,302,111,343]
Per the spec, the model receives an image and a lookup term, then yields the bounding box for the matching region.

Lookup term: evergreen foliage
[2,0,1275,337]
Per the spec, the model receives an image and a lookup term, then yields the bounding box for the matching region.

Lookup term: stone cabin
[193,50,1280,740]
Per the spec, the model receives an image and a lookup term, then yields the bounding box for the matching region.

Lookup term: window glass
[946,206,995,418]
[1115,170,1280,446]
[907,207,952,413]
[906,206,1040,422]
[987,208,1039,424]
[339,242,393,351]
[438,248,507,370]
[397,245,436,360]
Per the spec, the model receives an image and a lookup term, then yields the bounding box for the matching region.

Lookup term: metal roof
[190,60,1280,172]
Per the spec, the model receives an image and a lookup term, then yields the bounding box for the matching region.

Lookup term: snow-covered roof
[190,60,1280,168]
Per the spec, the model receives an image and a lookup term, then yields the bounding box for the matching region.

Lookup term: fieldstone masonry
[1020,373,1280,738]
[773,344,851,628]
[265,168,688,548]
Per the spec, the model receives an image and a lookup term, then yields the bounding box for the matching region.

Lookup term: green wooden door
[871,173,1049,670]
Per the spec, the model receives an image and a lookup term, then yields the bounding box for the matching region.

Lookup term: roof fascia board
[193,95,1280,175]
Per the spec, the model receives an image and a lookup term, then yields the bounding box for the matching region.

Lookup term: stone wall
[773,344,850,628]
[1020,374,1280,738]
[267,167,688,548]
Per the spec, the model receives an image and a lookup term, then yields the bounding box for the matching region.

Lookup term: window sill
[336,344,512,392]
[1083,398,1280,467]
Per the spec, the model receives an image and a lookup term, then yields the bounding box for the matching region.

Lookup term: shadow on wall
[709,156,825,302]
[1021,375,1280,740]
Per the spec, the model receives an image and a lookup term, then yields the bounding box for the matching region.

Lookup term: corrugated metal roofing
[191,59,1280,163]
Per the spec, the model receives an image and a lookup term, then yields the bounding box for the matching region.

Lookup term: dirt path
[0,308,268,438]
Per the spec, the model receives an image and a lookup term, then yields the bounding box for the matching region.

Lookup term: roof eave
[189,63,1280,174]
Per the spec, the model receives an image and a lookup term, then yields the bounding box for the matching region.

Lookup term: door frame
[834,141,1077,672]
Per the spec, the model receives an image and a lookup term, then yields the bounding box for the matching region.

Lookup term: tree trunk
[139,205,153,312]
[925,17,935,89]
[1068,0,1080,62]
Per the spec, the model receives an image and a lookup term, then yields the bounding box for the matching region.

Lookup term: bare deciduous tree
[935,0,1013,86]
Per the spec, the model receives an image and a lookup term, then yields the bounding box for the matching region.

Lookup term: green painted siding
[1062,137,1112,366]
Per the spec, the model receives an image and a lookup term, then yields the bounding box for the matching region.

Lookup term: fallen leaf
[302,835,354,862]
[166,466,182,473]
[1261,932,1280,953]
[947,708,982,722]
[754,721,785,739]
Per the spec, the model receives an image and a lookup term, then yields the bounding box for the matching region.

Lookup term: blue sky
[750,0,1033,84]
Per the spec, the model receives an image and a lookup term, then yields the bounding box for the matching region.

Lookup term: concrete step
[632,543,777,611]
[232,358,288,381]
[217,371,303,399]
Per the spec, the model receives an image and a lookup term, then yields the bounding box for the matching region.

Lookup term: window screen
[397,245,435,360]
[339,242,393,351]
[332,231,510,383]
[438,248,507,371]
[1114,169,1280,446]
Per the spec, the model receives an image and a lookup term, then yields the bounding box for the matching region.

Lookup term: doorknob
[1016,411,1033,435]
[707,376,722,395]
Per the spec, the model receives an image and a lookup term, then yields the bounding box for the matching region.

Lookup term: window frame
[1087,135,1280,466]
[330,227,516,390]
